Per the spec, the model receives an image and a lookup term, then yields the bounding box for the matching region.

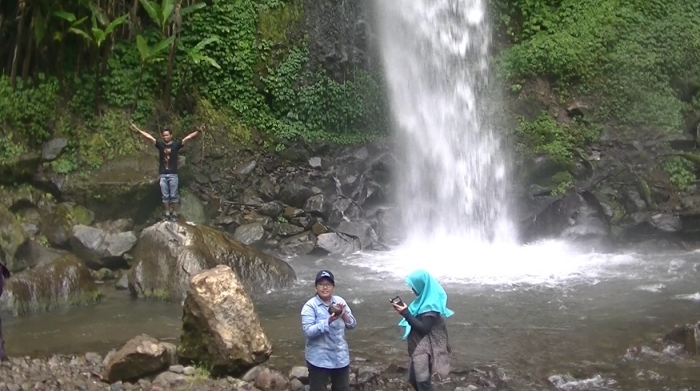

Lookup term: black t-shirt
[155,140,183,174]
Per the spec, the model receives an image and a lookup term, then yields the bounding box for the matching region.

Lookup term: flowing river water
[6,241,700,389]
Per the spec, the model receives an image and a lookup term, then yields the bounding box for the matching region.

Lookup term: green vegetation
[0,0,387,172]
[495,0,700,190]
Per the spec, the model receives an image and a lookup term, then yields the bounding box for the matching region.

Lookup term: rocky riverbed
[0,352,514,391]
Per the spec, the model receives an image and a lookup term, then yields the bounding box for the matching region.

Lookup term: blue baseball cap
[315,270,335,285]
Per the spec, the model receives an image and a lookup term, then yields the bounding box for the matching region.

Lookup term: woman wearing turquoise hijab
[391,269,453,391]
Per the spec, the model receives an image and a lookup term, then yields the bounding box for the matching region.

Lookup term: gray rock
[154,371,186,385]
[289,366,309,383]
[183,366,196,376]
[168,365,184,374]
[233,222,267,246]
[41,138,68,161]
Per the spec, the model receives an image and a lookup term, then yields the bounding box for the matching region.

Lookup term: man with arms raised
[130,122,205,221]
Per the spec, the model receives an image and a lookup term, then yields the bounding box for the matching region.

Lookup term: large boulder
[61,152,182,224]
[179,265,272,376]
[128,221,296,302]
[0,254,102,316]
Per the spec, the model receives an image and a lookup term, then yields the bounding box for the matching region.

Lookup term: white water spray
[374,0,515,245]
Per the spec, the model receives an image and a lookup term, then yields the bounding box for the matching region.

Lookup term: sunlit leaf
[136,34,150,62]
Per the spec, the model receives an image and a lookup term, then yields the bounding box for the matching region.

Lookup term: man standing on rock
[0,258,10,361]
[130,122,205,221]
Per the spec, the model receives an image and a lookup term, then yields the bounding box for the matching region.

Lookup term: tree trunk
[10,0,27,89]
[21,14,34,84]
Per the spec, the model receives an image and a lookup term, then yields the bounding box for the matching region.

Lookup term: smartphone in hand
[390,296,404,307]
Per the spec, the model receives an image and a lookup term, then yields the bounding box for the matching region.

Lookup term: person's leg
[168,174,180,220]
[159,175,171,220]
[307,362,330,391]
[412,354,432,391]
[0,274,6,361]
[329,365,350,391]
[408,358,419,391]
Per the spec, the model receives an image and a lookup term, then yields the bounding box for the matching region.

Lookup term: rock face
[102,334,177,383]
[128,221,296,302]
[179,265,272,376]
[0,254,102,316]
[61,152,182,224]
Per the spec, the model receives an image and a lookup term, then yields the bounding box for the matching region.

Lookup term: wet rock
[369,207,401,245]
[316,232,361,255]
[179,265,272,376]
[663,322,700,354]
[0,254,101,316]
[41,138,68,161]
[259,201,285,218]
[519,189,610,245]
[103,335,175,383]
[40,202,94,247]
[129,221,296,302]
[70,225,137,270]
[304,194,334,218]
[233,222,267,246]
[115,273,129,290]
[279,179,315,208]
[275,222,305,237]
[328,198,364,226]
[13,239,67,271]
[277,232,317,257]
[0,204,28,272]
[283,207,305,220]
[335,221,378,249]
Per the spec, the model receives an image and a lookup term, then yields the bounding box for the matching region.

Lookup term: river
[7,239,700,389]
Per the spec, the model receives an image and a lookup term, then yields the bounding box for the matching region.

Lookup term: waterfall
[374,0,516,245]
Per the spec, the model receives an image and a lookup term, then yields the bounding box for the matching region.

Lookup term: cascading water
[373,0,515,245]
[366,0,626,283]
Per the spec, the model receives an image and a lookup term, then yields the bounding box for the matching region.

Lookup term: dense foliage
[0,0,387,172]
[494,0,700,189]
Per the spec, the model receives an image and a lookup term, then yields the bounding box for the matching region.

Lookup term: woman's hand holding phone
[391,301,408,314]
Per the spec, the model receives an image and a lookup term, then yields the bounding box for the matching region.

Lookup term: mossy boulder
[0,253,102,316]
[0,204,28,272]
[128,221,296,302]
[40,202,95,247]
[61,152,188,224]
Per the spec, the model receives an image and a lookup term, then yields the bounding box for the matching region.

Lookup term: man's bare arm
[130,122,156,145]
[182,124,205,146]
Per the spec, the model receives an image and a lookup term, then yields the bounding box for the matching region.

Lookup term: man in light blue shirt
[301,270,357,391]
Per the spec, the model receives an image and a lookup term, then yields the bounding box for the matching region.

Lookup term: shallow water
[6,240,700,389]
